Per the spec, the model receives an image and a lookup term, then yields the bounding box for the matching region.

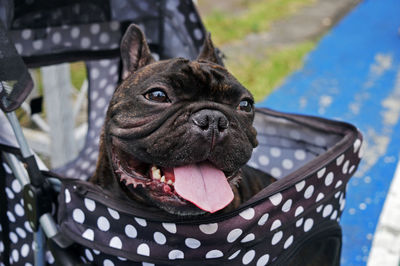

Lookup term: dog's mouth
[112,147,238,214]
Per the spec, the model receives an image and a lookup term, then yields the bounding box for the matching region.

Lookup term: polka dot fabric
[54,58,120,180]
[0,161,55,265]
[56,109,363,265]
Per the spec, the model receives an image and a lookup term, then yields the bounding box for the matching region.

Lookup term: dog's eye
[144,89,170,103]
[237,99,253,112]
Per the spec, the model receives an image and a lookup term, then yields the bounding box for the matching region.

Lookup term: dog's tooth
[160,176,166,183]
[167,180,173,185]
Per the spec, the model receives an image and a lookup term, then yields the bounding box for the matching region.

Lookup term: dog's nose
[192,109,229,133]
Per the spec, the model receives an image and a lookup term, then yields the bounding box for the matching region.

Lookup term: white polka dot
[11,179,22,193]
[270,220,282,231]
[52,32,62,44]
[323,205,333,217]
[7,211,15,222]
[258,155,269,166]
[271,167,282,178]
[162,222,177,234]
[22,29,32,40]
[99,78,107,88]
[185,238,201,249]
[85,249,93,261]
[105,84,115,96]
[9,232,18,243]
[290,130,301,140]
[349,165,356,174]
[228,250,241,260]
[334,191,341,198]
[46,251,55,264]
[239,208,255,220]
[271,231,283,245]
[14,204,24,216]
[343,160,350,174]
[336,154,345,166]
[304,218,314,232]
[107,208,120,220]
[11,249,19,262]
[71,27,80,38]
[269,193,283,206]
[316,193,325,202]
[100,59,110,67]
[194,28,203,40]
[64,189,71,203]
[5,187,14,199]
[282,199,292,212]
[97,216,110,231]
[331,210,338,220]
[335,180,343,188]
[227,228,243,243]
[16,227,26,238]
[15,43,23,54]
[325,172,334,186]
[32,40,43,50]
[270,147,281,157]
[84,198,96,211]
[100,33,110,44]
[91,68,100,79]
[137,243,150,256]
[109,236,122,249]
[109,65,118,75]
[295,180,306,192]
[282,159,294,170]
[304,185,314,199]
[296,218,304,227]
[90,24,100,34]
[258,213,269,226]
[21,244,30,257]
[257,254,270,266]
[199,223,218,234]
[284,235,294,249]
[153,232,166,245]
[0,242,3,253]
[317,167,326,178]
[124,224,137,238]
[168,249,184,259]
[241,233,255,243]
[295,206,304,217]
[316,204,323,213]
[82,229,94,241]
[72,209,85,224]
[135,217,147,227]
[103,259,114,266]
[24,221,33,233]
[354,139,361,153]
[294,149,306,160]
[242,250,256,265]
[206,249,223,259]
[81,37,91,48]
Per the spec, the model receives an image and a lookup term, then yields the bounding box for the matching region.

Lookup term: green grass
[226,41,315,101]
[202,0,317,100]
[204,0,315,45]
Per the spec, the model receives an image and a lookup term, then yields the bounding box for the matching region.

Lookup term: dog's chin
[111,145,241,216]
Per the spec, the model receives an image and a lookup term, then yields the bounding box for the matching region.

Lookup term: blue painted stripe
[257,0,400,265]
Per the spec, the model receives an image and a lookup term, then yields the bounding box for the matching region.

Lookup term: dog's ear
[121,24,155,80]
[197,32,223,66]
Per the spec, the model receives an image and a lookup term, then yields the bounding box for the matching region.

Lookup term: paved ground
[198,0,361,62]
[257,0,400,265]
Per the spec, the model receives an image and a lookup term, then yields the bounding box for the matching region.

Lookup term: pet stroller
[0,0,363,265]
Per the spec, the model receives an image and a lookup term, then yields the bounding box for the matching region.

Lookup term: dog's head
[97,24,258,216]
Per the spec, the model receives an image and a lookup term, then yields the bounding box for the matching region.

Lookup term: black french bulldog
[90,24,275,216]
[90,24,338,266]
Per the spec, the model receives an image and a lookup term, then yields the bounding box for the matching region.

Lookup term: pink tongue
[173,162,234,213]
